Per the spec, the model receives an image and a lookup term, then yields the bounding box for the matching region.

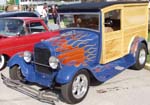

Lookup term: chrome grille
[34,47,52,74]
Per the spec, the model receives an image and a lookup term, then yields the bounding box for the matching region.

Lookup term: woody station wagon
[2,1,149,104]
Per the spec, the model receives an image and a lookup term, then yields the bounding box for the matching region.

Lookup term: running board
[1,74,59,104]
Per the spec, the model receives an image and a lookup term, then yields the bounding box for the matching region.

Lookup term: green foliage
[0,6,4,10]
[7,0,15,5]
[148,32,150,42]
[49,19,54,24]
[147,55,150,63]
[147,33,150,63]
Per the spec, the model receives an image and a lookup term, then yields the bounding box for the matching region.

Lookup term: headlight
[49,56,59,69]
[23,51,32,63]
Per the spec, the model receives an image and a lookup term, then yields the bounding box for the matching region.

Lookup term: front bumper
[1,74,59,104]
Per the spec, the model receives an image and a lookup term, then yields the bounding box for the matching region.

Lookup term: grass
[148,32,150,42]
[147,32,150,63]
[147,55,150,63]
[48,19,54,24]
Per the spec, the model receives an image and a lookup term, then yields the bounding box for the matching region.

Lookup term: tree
[7,0,15,5]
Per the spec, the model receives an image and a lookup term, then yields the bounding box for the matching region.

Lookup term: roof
[0,17,42,22]
[0,11,38,18]
[58,1,148,12]
[0,11,32,15]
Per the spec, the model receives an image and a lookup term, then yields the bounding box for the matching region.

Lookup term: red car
[0,17,59,70]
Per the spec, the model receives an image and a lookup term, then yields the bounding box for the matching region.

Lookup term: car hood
[45,29,99,67]
[0,34,8,39]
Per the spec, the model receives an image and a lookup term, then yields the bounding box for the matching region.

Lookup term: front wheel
[9,65,24,81]
[131,43,147,70]
[0,55,7,70]
[61,70,90,104]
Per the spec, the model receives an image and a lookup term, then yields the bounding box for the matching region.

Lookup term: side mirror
[16,32,21,36]
[105,19,113,27]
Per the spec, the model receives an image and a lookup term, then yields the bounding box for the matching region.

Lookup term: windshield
[0,19,24,36]
[48,13,99,31]
[59,13,99,30]
[26,22,46,34]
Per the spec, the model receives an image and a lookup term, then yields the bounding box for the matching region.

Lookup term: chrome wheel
[139,49,146,65]
[131,43,147,70]
[72,74,88,99]
[61,70,89,104]
[0,55,5,70]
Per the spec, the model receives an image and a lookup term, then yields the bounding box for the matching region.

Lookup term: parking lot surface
[1,67,150,105]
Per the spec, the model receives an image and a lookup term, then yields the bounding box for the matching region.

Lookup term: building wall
[19,0,81,6]
[18,0,148,6]
[82,0,148,2]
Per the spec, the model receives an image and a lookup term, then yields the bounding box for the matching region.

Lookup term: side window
[26,22,46,34]
[104,9,121,33]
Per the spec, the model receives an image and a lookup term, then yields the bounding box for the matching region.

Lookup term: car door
[101,7,124,64]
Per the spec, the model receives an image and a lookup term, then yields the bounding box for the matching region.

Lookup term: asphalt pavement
[1,67,150,105]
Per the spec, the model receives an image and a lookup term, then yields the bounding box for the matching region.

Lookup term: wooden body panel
[123,25,147,54]
[102,30,123,63]
[100,3,148,64]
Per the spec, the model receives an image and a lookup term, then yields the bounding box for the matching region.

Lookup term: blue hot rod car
[2,1,149,104]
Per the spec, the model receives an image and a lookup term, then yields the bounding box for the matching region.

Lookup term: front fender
[8,54,23,67]
[56,66,85,84]
[8,53,33,79]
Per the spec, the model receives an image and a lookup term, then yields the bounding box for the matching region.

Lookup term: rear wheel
[131,43,147,70]
[61,70,90,104]
[9,65,24,81]
[0,55,7,70]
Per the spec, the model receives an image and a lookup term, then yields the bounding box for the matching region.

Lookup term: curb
[145,63,150,70]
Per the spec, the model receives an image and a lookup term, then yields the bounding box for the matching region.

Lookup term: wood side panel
[101,3,148,13]
[123,5,148,54]
[101,5,123,64]
[100,12,105,64]
[100,3,148,64]
[105,31,122,41]
[102,30,123,63]
[123,6,147,27]
[123,26,147,54]
[105,38,122,62]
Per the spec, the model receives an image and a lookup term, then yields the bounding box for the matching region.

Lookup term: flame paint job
[47,29,100,67]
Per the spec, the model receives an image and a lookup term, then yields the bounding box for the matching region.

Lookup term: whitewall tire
[0,55,6,70]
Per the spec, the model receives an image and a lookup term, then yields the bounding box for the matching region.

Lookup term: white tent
[0,0,6,6]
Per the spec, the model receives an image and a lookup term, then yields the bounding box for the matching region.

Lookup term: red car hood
[0,34,8,39]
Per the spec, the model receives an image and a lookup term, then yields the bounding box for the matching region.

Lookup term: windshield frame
[0,18,24,37]
[57,12,100,32]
